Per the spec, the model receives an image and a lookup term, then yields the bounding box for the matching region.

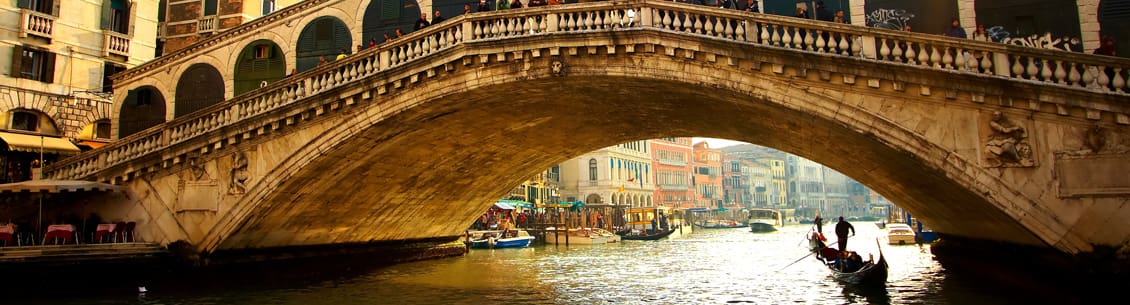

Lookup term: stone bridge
[42,0,1130,262]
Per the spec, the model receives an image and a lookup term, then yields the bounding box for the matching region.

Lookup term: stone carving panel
[229,151,250,195]
[982,111,1036,167]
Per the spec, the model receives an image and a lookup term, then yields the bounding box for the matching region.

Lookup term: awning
[76,140,108,150]
[0,179,124,193]
[0,132,81,155]
[492,201,516,210]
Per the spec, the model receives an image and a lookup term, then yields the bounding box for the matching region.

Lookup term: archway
[174,63,224,118]
[361,0,423,46]
[233,40,286,96]
[296,16,352,72]
[119,86,166,138]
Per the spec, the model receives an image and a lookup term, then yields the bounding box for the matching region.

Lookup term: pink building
[650,138,695,209]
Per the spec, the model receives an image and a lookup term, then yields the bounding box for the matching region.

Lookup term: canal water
[14,224,1094,305]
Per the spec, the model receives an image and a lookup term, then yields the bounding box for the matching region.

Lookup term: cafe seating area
[0,221,137,247]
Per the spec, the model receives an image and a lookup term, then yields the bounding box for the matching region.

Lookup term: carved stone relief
[229,152,250,194]
[187,156,209,180]
[982,111,1036,167]
[1085,126,1107,153]
[550,60,565,77]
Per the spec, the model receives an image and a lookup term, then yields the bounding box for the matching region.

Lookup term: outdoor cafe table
[94,223,116,243]
[43,224,75,245]
[0,224,13,245]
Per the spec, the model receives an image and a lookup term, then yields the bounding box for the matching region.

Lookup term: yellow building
[1,0,158,182]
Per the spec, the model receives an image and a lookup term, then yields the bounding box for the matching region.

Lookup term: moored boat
[465,230,535,249]
[693,220,747,229]
[544,227,621,245]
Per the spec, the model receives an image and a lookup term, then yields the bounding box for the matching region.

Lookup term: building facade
[650,137,694,209]
[1,0,158,182]
[558,140,655,207]
[691,141,723,209]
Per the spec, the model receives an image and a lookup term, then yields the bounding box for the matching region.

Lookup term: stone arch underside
[208,67,1056,254]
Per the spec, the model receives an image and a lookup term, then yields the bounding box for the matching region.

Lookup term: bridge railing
[46,1,1130,181]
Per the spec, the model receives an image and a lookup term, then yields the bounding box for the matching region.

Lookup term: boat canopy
[492,202,516,210]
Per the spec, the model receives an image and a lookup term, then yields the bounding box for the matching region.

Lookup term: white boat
[748,209,783,233]
[544,227,621,245]
[886,223,917,245]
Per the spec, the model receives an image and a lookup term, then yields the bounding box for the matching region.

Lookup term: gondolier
[834,217,855,252]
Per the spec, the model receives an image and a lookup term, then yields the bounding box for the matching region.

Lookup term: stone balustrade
[46,0,1130,182]
[19,9,54,39]
[103,31,131,57]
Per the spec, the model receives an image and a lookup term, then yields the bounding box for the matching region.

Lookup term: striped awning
[0,132,81,155]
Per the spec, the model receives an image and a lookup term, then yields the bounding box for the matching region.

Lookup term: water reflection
[9,223,1099,305]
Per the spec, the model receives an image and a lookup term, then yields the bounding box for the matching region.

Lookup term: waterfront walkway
[0,243,168,266]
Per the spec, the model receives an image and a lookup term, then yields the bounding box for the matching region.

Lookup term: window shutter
[101,1,112,30]
[44,52,56,83]
[52,0,60,16]
[10,45,23,78]
[17,0,30,9]
[127,2,137,36]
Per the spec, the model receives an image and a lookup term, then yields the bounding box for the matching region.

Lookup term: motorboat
[544,227,621,245]
[886,223,916,245]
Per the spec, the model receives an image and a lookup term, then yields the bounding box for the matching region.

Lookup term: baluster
[920,44,933,67]
[904,42,916,64]
[1113,68,1127,92]
[791,27,803,49]
[762,24,772,45]
[662,11,672,30]
[692,15,702,34]
[1039,59,1053,83]
[1096,65,1111,90]
[672,13,682,31]
[714,19,724,37]
[815,30,826,52]
[474,21,483,38]
[943,47,954,69]
[980,53,993,75]
[879,38,891,60]
[1082,64,1095,88]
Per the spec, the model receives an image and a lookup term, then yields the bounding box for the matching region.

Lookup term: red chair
[0,225,13,246]
[123,222,136,242]
[113,222,128,243]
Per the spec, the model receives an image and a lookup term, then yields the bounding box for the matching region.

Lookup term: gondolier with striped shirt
[834,217,855,252]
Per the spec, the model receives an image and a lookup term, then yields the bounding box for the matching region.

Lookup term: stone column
[1077,0,1101,52]
[957,0,976,34]
[849,0,866,27]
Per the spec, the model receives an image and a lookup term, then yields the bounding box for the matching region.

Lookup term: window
[254,45,271,59]
[588,158,598,181]
[262,0,276,15]
[95,121,112,139]
[18,0,56,15]
[102,62,127,93]
[12,46,55,83]
[9,111,39,132]
[109,0,130,34]
[203,0,217,16]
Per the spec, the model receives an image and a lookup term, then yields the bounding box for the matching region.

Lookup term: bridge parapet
[48,0,1130,182]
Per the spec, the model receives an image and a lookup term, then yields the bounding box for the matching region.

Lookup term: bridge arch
[295,15,354,72]
[117,86,166,138]
[174,63,225,118]
[232,40,288,97]
[198,50,1082,254]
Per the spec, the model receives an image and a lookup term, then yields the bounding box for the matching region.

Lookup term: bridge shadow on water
[0,251,403,304]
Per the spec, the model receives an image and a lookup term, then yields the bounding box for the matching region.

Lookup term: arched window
[9,111,39,132]
[588,158,598,181]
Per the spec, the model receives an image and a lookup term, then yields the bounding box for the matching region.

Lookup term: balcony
[197,15,218,34]
[19,9,54,39]
[103,31,131,57]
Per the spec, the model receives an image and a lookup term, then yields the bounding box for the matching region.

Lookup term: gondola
[619,225,680,241]
[807,231,888,287]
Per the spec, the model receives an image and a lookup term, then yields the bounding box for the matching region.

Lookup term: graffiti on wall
[1002,32,1081,52]
[866,8,914,30]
